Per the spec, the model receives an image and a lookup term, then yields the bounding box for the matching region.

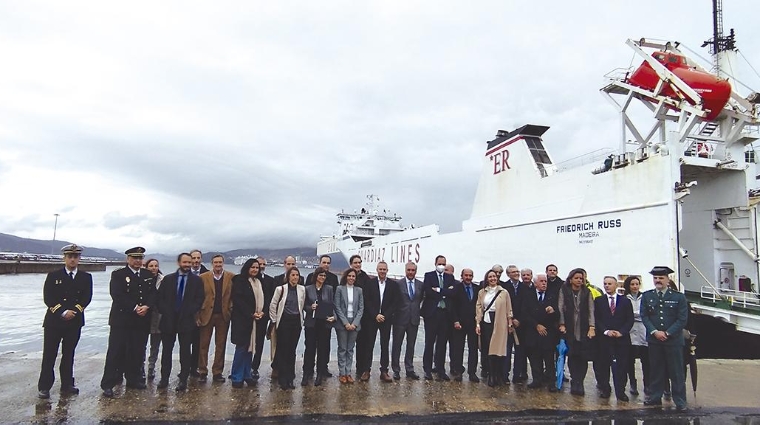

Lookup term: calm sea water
[0,265,423,362]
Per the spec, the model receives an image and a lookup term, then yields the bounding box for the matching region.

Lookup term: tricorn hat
[649,266,675,276]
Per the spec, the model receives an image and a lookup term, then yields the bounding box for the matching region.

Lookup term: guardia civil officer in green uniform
[100,247,157,398]
[37,244,93,399]
[641,266,688,412]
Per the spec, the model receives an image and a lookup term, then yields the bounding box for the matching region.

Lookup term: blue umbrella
[556,339,568,390]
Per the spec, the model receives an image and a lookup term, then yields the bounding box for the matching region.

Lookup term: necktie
[658,291,664,301]
[514,282,519,295]
[408,280,414,300]
[437,274,445,308]
[69,272,74,280]
[176,275,186,313]
[610,295,616,314]
[135,270,140,278]
[466,285,472,301]
[539,291,544,303]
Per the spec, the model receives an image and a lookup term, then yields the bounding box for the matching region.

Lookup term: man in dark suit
[157,252,205,391]
[503,264,530,383]
[187,249,208,378]
[305,255,339,289]
[392,262,424,380]
[273,255,304,285]
[450,268,480,382]
[546,264,564,297]
[521,273,560,392]
[421,255,457,381]
[37,244,93,399]
[100,247,157,397]
[252,256,276,379]
[594,276,634,401]
[642,266,689,412]
[358,261,400,382]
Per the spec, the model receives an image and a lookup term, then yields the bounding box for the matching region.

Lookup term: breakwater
[0,261,107,275]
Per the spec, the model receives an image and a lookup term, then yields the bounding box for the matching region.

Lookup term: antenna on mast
[701,0,736,77]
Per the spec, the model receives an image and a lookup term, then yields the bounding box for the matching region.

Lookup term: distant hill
[0,232,348,269]
[0,233,123,259]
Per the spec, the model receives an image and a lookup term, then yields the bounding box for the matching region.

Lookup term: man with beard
[450,268,480,382]
[187,249,208,378]
[546,264,563,297]
[306,255,339,290]
[157,253,204,391]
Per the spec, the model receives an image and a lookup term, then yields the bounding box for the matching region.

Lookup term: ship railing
[555,148,616,172]
[603,67,633,82]
[701,286,760,309]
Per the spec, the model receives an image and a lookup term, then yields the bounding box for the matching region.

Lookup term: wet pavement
[2,352,759,423]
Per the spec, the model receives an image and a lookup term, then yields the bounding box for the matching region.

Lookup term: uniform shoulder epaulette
[112,267,127,274]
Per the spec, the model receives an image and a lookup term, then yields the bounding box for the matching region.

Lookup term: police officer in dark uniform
[37,244,93,399]
[641,266,689,412]
[100,247,157,398]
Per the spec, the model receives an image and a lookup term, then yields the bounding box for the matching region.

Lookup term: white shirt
[378,280,386,308]
[347,286,355,318]
[66,268,78,279]
[482,287,499,324]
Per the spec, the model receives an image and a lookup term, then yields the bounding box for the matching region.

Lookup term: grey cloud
[103,211,148,230]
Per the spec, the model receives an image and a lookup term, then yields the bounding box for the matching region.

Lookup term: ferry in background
[319,2,760,357]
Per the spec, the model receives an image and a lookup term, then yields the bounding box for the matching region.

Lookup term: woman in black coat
[558,268,596,396]
[229,259,261,388]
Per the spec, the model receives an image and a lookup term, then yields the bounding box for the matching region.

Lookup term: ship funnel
[468,124,552,222]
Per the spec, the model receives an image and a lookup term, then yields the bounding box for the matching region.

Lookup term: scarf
[248,277,264,353]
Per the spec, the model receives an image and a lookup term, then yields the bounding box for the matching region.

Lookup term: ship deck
[3,352,759,423]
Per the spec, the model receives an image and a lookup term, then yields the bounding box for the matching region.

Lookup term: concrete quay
[2,352,758,424]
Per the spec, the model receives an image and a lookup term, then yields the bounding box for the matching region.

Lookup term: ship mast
[701,0,737,85]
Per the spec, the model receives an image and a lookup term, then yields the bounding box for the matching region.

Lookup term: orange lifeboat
[626,51,731,120]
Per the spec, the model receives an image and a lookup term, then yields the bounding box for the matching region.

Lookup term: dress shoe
[424,372,433,381]
[38,390,50,399]
[288,381,296,389]
[617,394,630,402]
[339,375,348,384]
[231,381,244,388]
[453,373,463,382]
[407,371,420,380]
[315,375,323,386]
[436,372,451,382]
[599,390,611,399]
[60,385,79,395]
[301,375,312,387]
[643,399,662,406]
[175,380,187,392]
[280,383,290,391]
[570,388,585,396]
[324,369,334,378]
[198,374,207,382]
[213,374,226,383]
[346,375,354,384]
[251,370,260,380]
[630,387,639,396]
[393,372,401,381]
[102,388,114,398]
[469,374,480,383]
[380,372,393,383]
[244,378,256,387]
[126,381,147,389]
[360,371,370,382]
[527,381,543,389]
[548,386,559,393]
[157,379,169,389]
[676,405,689,412]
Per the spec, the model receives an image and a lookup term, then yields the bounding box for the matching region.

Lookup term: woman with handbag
[229,259,262,388]
[558,268,596,396]
[475,269,514,387]
[334,269,364,384]
[269,267,306,390]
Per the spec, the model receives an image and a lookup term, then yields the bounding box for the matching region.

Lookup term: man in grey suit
[391,262,424,380]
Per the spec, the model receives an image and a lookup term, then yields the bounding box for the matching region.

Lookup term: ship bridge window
[525,137,552,165]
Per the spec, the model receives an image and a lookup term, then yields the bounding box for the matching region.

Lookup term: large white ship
[319,9,760,343]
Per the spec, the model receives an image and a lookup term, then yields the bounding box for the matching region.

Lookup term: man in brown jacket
[197,254,234,382]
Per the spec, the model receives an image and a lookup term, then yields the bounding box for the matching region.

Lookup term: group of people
[36,245,690,412]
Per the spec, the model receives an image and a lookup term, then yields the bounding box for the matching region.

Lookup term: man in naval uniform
[641,266,689,412]
[100,247,157,398]
[37,244,93,399]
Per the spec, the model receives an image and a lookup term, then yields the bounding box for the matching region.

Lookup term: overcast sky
[1,1,759,254]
